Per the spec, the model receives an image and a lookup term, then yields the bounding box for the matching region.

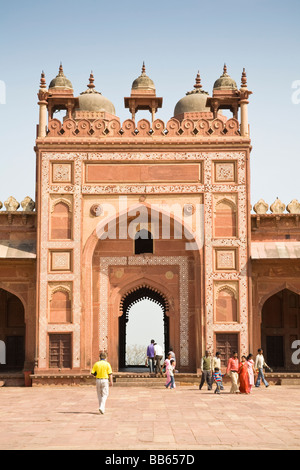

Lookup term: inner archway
[119,286,169,369]
[261,288,300,370]
[0,288,25,370]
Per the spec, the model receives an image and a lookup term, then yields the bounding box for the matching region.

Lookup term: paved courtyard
[0,384,299,450]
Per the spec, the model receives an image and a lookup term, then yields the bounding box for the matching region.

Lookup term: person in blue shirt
[146,339,155,373]
[213,367,224,394]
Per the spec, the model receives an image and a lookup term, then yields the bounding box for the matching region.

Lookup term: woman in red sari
[238,356,250,394]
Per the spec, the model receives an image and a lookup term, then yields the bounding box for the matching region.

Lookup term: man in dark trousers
[146,339,155,373]
[199,350,212,390]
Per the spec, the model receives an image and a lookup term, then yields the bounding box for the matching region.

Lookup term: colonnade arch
[82,202,203,372]
[261,286,300,370]
[0,288,25,370]
[119,285,170,369]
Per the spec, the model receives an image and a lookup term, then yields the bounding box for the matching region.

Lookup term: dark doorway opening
[119,286,169,370]
[0,289,25,371]
[262,289,300,370]
[134,230,153,255]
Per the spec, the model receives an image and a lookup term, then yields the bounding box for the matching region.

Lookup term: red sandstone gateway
[0,63,299,386]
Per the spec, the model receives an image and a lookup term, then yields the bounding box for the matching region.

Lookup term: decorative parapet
[287,199,300,215]
[251,198,300,232]
[253,199,269,215]
[44,117,241,139]
[21,197,35,212]
[252,198,300,215]
[0,197,35,224]
[4,196,20,211]
[270,198,285,214]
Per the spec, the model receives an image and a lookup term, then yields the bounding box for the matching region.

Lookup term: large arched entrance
[119,286,169,369]
[0,289,25,370]
[261,288,300,370]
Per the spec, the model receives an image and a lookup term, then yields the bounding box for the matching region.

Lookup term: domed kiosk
[49,64,73,92]
[78,72,116,116]
[174,71,210,116]
[124,63,162,122]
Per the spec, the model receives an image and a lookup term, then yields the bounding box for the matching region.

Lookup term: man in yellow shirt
[91,351,113,414]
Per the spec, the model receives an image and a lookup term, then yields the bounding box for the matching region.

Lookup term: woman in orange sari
[238,356,250,394]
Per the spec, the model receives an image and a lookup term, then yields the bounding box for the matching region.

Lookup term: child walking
[165,358,176,389]
[213,367,223,394]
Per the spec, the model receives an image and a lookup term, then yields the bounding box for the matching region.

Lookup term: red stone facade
[0,65,299,382]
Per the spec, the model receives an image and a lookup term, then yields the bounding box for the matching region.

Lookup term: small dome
[131,63,155,91]
[78,73,115,115]
[174,72,210,116]
[213,64,237,90]
[49,64,73,90]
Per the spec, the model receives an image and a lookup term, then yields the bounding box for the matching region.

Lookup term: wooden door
[49,334,72,369]
[216,333,239,369]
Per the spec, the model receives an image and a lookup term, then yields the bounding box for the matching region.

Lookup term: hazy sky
[126,300,165,358]
[0,0,299,208]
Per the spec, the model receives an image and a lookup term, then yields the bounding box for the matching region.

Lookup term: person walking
[199,350,212,390]
[154,342,164,375]
[213,367,223,394]
[91,351,113,414]
[165,358,176,389]
[255,348,270,388]
[246,353,255,393]
[146,339,155,374]
[226,352,240,394]
[212,352,224,390]
[168,347,176,364]
[238,355,250,394]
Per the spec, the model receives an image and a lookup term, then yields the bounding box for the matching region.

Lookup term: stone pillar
[240,99,249,137]
[37,71,48,138]
[38,101,48,138]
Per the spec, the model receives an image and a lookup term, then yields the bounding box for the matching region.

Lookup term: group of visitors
[200,348,272,395]
[146,340,177,389]
[146,339,168,375]
[89,346,273,414]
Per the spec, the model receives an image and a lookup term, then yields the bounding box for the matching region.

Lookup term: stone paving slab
[0,384,299,450]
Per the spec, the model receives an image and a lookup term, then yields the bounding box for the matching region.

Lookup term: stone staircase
[1,370,300,387]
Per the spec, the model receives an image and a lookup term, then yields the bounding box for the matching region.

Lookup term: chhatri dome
[213,64,237,91]
[131,62,156,92]
[49,64,73,90]
[78,72,116,115]
[174,72,210,116]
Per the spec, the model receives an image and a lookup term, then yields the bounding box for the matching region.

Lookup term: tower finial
[59,62,64,75]
[223,63,227,75]
[40,70,46,89]
[87,71,95,89]
[142,61,146,74]
[194,70,202,89]
[241,68,247,88]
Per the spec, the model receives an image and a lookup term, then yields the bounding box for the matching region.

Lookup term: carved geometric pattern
[214,162,236,183]
[50,251,72,271]
[215,249,237,270]
[52,163,73,183]
[100,256,189,367]
[46,117,241,138]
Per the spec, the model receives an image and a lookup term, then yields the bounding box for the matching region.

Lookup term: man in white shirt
[255,348,270,388]
[154,342,163,375]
